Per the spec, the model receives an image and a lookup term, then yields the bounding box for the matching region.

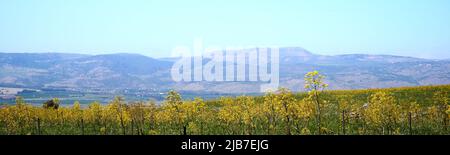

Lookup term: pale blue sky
[0,0,449,59]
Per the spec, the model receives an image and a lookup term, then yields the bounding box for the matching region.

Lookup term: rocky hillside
[1,48,449,93]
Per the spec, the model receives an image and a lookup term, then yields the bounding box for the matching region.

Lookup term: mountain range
[1,47,449,94]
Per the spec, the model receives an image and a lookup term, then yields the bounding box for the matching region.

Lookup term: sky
[0,0,449,59]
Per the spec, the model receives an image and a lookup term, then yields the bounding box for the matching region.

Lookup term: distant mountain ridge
[1,48,449,93]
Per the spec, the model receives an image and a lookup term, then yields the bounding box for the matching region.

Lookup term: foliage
[1,75,449,135]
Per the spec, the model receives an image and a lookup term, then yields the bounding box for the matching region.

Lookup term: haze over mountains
[1,47,449,94]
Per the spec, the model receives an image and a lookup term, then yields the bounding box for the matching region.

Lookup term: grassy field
[0,84,449,135]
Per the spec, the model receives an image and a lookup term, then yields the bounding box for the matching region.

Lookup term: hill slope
[0,48,449,93]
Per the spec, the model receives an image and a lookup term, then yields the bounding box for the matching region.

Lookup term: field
[0,72,449,135]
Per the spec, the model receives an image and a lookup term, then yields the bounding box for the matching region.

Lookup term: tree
[144,100,158,134]
[180,97,206,135]
[86,101,103,134]
[364,92,400,134]
[276,88,296,135]
[304,71,328,134]
[337,95,353,135]
[218,97,241,134]
[446,106,450,121]
[109,96,130,135]
[236,96,257,135]
[432,91,449,132]
[71,101,84,134]
[191,98,207,134]
[262,93,279,135]
[292,98,315,135]
[129,102,146,135]
[15,96,26,106]
[166,90,183,107]
[43,98,60,109]
[163,90,185,135]
[401,101,420,135]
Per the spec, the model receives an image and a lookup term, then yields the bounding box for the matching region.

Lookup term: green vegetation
[0,71,449,135]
